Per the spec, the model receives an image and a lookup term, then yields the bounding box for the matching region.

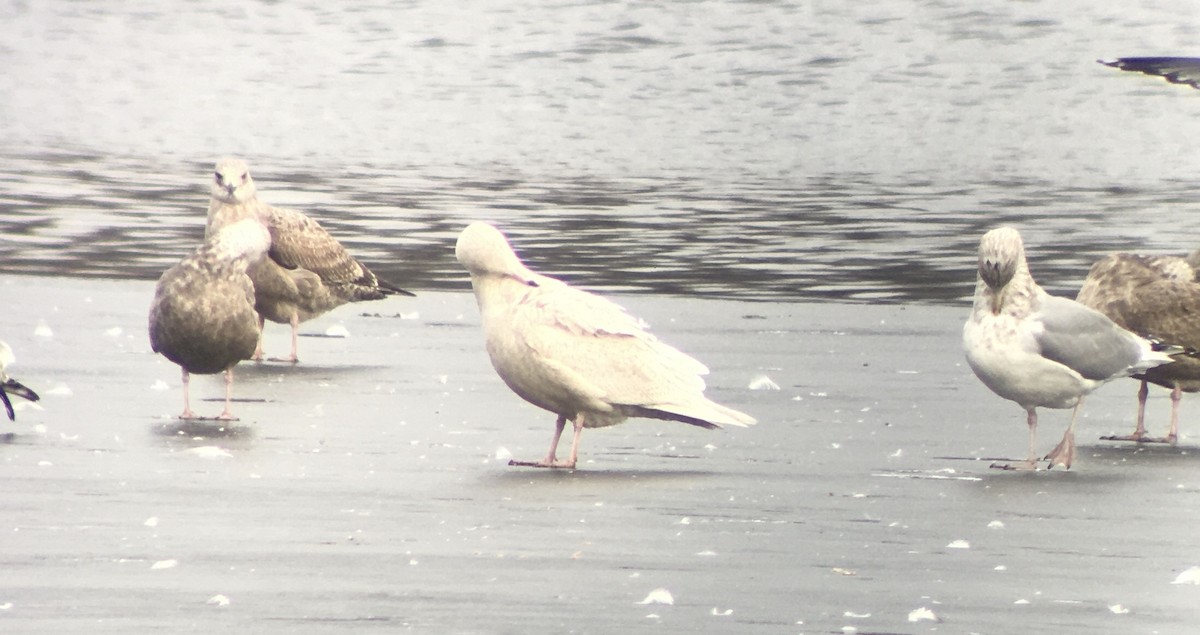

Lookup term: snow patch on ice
[184,446,233,460]
[748,375,780,390]
[636,588,674,605]
[44,384,72,396]
[1172,566,1200,585]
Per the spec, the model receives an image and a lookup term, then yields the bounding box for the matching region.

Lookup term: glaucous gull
[962,227,1175,470]
[455,221,755,469]
[0,340,40,421]
[206,157,414,363]
[149,218,269,420]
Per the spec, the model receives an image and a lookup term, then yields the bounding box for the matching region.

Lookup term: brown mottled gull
[1076,252,1200,444]
[149,218,269,420]
[962,227,1175,470]
[1099,57,1200,90]
[0,340,40,421]
[455,221,756,469]
[206,157,414,363]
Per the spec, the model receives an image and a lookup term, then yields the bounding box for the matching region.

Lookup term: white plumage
[456,221,755,469]
[962,227,1174,469]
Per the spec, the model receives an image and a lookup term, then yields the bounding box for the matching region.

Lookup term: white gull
[962,227,1175,469]
[455,222,756,469]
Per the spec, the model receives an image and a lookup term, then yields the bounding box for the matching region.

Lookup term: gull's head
[455,222,536,285]
[977,226,1025,314]
[210,157,256,204]
[977,226,1023,290]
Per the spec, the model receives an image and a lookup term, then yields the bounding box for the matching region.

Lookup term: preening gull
[962,227,1175,470]
[455,222,756,469]
[1077,253,1200,443]
[1099,57,1200,90]
[206,157,414,363]
[149,218,270,420]
[0,340,40,421]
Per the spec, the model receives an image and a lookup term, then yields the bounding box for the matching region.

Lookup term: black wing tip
[378,279,416,297]
[2,379,39,402]
[0,378,38,420]
[1098,57,1200,88]
[384,286,417,298]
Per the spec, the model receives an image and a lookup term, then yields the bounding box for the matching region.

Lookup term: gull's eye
[241,172,248,181]
[214,171,222,183]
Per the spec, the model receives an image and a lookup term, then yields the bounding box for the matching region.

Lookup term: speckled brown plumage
[1076,252,1200,443]
[149,219,269,419]
[205,157,413,362]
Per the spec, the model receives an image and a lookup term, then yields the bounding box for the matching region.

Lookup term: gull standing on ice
[962,227,1175,470]
[455,222,756,469]
[1077,253,1200,443]
[149,218,270,420]
[206,157,414,362]
[0,340,40,421]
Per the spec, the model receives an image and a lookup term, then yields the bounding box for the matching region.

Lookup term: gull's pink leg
[251,314,266,361]
[992,408,1040,470]
[216,368,239,421]
[1102,380,1150,442]
[1167,384,1181,444]
[563,416,585,469]
[510,415,577,468]
[1045,402,1080,470]
[179,368,198,419]
[286,313,300,363]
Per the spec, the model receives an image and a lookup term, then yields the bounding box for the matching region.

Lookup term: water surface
[3,1,1200,303]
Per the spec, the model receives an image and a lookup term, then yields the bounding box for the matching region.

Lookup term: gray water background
[4,0,1200,304]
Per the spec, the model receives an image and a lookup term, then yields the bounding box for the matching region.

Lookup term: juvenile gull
[455,222,756,469]
[149,218,269,420]
[962,227,1175,470]
[1077,252,1200,443]
[0,340,40,421]
[206,157,414,363]
[1099,57,1200,90]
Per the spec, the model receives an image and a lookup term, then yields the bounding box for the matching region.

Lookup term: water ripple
[4,152,1200,306]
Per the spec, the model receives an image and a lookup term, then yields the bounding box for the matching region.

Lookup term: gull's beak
[510,272,538,287]
[990,288,1003,315]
